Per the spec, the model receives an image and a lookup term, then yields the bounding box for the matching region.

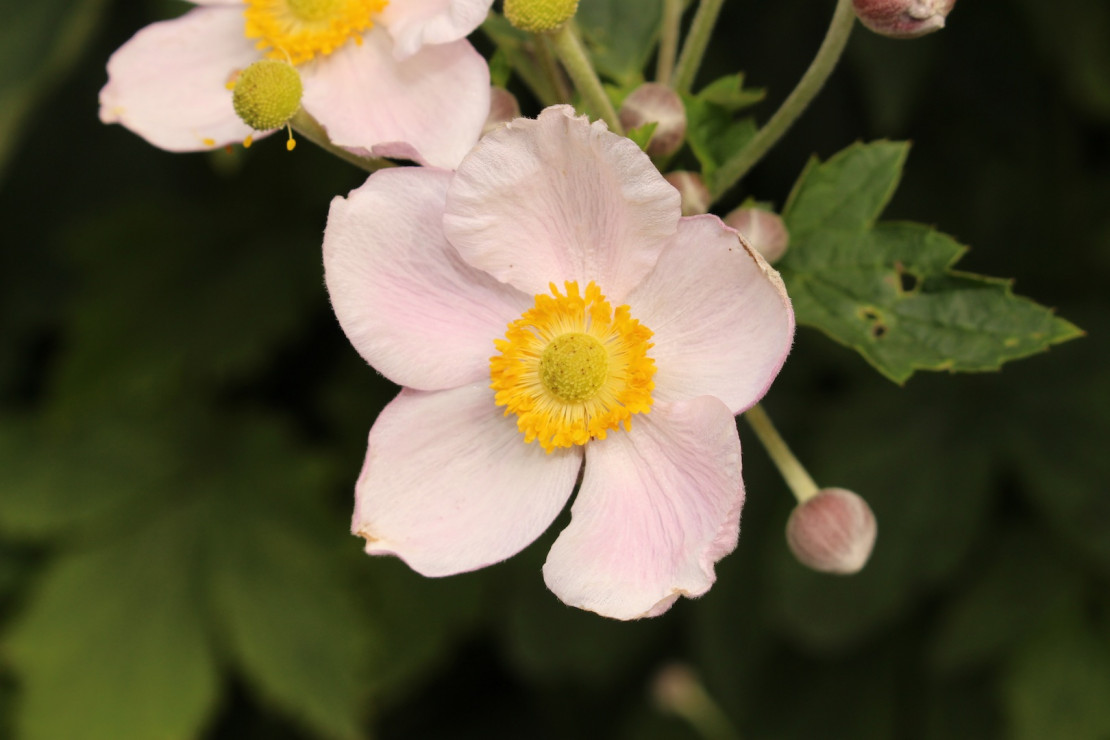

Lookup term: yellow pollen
[243,0,388,66]
[490,281,656,453]
[541,333,608,403]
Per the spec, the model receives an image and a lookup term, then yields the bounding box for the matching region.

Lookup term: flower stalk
[290,109,396,173]
[743,403,819,503]
[670,0,725,94]
[550,23,624,133]
[656,0,685,85]
[709,0,856,198]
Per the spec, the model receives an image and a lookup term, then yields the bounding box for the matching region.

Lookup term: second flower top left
[99,0,494,168]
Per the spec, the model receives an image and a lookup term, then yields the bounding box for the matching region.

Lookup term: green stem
[744,404,819,503]
[537,34,573,104]
[708,0,855,199]
[290,109,395,174]
[549,23,624,134]
[670,0,725,94]
[656,0,684,86]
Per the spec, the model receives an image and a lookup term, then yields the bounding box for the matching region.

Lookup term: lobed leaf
[778,141,1082,383]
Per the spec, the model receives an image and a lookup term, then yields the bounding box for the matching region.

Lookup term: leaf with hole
[777,141,1082,383]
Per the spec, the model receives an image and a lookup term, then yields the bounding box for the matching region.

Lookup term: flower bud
[664,171,710,216]
[852,0,956,39]
[483,87,521,136]
[231,59,303,132]
[724,207,790,263]
[786,488,877,575]
[619,83,687,158]
[504,0,579,33]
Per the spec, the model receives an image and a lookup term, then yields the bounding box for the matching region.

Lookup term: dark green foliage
[0,0,1106,738]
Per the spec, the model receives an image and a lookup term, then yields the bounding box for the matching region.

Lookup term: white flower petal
[443,105,681,303]
[377,0,495,59]
[353,384,583,576]
[99,7,257,151]
[301,29,489,169]
[543,397,744,620]
[324,167,532,390]
[627,215,795,413]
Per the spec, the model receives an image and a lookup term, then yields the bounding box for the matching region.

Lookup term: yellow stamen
[490,281,656,453]
[243,0,389,66]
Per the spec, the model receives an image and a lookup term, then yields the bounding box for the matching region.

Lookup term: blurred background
[1,0,1108,738]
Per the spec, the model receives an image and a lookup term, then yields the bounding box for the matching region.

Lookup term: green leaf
[489,48,512,89]
[0,0,107,183]
[928,526,1081,674]
[3,414,375,740]
[1002,609,1110,740]
[6,509,220,740]
[778,141,1083,383]
[695,73,765,112]
[576,0,662,86]
[208,505,370,740]
[626,121,658,151]
[681,95,757,179]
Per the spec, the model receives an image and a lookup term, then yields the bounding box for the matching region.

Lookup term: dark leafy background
[1,0,1108,738]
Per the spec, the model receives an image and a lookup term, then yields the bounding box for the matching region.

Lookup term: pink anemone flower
[323,106,795,619]
[99,0,494,168]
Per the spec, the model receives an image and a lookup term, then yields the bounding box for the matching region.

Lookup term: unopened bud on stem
[664,171,710,216]
[619,83,687,157]
[504,0,580,33]
[483,87,521,136]
[852,0,956,39]
[724,207,790,263]
[786,488,877,574]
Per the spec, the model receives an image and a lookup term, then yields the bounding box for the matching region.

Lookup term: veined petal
[543,397,744,620]
[443,105,681,303]
[99,7,258,151]
[324,167,532,391]
[626,215,795,413]
[353,384,583,576]
[300,29,489,169]
[377,0,495,60]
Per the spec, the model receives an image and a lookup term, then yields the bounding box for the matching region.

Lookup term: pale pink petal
[543,397,744,620]
[626,215,795,414]
[188,0,239,5]
[377,0,494,59]
[443,105,681,303]
[323,167,532,390]
[353,384,583,576]
[301,29,489,169]
[99,7,260,151]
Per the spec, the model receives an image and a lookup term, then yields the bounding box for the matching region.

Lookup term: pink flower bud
[852,0,955,39]
[724,207,790,264]
[664,171,710,216]
[483,87,521,136]
[786,488,877,574]
[619,83,687,157]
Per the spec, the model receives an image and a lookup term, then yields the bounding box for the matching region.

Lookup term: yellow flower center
[243,0,389,66]
[490,281,656,453]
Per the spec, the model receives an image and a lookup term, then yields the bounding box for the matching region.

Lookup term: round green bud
[232,59,303,132]
[504,0,580,33]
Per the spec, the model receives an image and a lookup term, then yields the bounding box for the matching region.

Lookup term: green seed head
[540,332,608,403]
[503,0,580,33]
[232,59,303,132]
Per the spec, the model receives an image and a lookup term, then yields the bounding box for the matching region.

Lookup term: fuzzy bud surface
[664,171,710,216]
[786,488,877,574]
[619,83,688,157]
[724,207,790,264]
[852,0,956,39]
